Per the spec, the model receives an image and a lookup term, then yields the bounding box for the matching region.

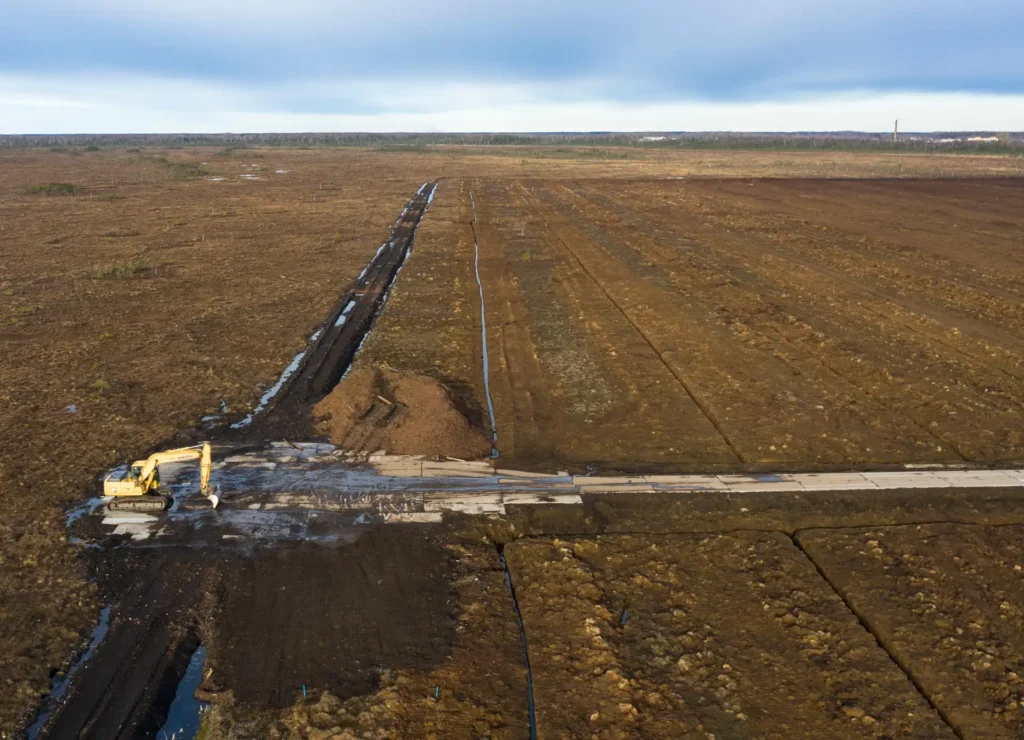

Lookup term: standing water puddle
[26,606,111,739]
[156,645,208,740]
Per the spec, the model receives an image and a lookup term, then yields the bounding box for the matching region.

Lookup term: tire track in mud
[32,554,217,740]
[476,181,671,465]
[516,186,746,463]
[470,184,547,461]
[30,186,454,740]
[483,179,739,466]
[522,183,830,463]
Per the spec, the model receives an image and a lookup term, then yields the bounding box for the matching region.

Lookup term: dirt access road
[353,177,1024,470]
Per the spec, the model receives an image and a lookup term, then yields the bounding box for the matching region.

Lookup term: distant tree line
[1,131,1020,153]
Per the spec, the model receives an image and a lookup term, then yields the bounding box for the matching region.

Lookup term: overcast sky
[2,0,1022,133]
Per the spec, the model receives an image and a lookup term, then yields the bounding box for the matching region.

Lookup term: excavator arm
[136,444,212,496]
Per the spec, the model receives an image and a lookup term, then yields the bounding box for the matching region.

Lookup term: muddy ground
[256,501,1024,740]
[33,491,1024,740]
[3,146,1024,736]
[210,534,455,708]
[199,531,531,740]
[40,524,530,740]
[55,497,1024,740]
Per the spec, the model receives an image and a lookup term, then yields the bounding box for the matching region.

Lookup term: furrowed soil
[504,534,955,739]
[359,177,1024,469]
[3,145,1024,736]
[38,525,525,740]
[199,531,530,740]
[209,533,455,709]
[799,524,1024,739]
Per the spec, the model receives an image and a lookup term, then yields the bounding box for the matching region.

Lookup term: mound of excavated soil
[314,367,492,459]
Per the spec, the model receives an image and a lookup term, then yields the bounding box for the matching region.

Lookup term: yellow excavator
[103,442,220,512]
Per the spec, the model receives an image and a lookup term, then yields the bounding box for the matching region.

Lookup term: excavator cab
[103,465,153,498]
[121,464,157,484]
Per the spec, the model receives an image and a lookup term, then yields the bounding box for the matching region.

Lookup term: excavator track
[105,494,172,514]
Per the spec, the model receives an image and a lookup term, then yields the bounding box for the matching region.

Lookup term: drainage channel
[287,181,439,403]
[33,185,442,739]
[155,645,208,740]
[33,623,205,740]
[26,606,111,739]
[497,545,538,740]
[231,181,438,436]
[790,533,965,739]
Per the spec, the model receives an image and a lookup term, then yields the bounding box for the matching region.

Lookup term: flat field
[2,145,1024,736]
[357,176,1024,469]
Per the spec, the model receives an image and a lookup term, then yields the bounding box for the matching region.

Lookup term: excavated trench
[31,548,212,740]
[231,181,439,442]
[33,183,444,740]
[497,543,538,740]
